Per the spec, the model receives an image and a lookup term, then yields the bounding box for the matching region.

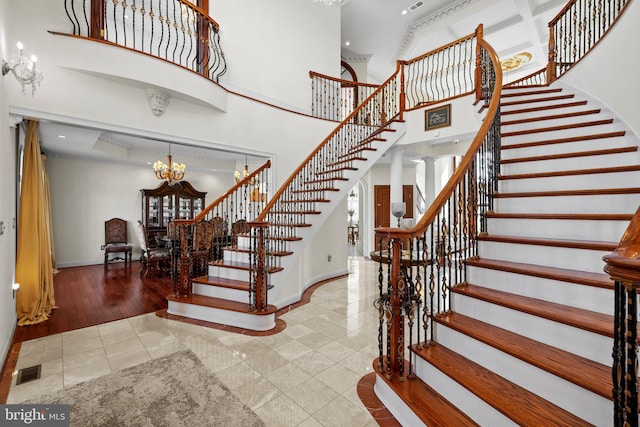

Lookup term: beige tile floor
[7,256,381,427]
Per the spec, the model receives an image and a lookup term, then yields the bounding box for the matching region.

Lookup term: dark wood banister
[255,62,404,223]
[603,205,640,284]
[375,33,502,242]
[308,70,380,89]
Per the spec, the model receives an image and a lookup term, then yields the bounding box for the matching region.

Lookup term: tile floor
[7,256,381,427]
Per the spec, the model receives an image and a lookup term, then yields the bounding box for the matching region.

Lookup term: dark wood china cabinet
[141,181,206,240]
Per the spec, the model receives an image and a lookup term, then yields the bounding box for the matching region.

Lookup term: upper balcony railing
[309,71,380,122]
[63,0,227,82]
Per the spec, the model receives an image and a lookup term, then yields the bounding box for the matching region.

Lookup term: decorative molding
[340,52,372,63]
[145,89,170,117]
[397,0,478,58]
[8,114,23,128]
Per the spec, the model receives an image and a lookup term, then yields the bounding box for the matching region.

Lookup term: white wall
[560,0,640,137]
[0,0,18,372]
[47,157,235,267]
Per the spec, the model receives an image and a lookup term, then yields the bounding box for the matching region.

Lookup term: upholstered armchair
[135,220,170,277]
[104,218,133,268]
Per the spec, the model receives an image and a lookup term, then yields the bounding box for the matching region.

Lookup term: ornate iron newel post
[173,220,192,297]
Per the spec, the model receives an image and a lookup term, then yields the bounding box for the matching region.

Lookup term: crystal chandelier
[234,155,256,185]
[154,144,186,185]
[2,42,43,95]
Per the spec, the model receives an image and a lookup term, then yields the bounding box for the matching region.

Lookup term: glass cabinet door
[162,195,173,227]
[148,196,161,227]
[193,198,204,217]
[179,196,192,219]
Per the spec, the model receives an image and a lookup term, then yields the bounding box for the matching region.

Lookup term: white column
[423,156,436,207]
[390,147,404,226]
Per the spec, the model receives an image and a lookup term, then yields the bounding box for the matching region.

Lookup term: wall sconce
[2,42,43,95]
[13,283,20,299]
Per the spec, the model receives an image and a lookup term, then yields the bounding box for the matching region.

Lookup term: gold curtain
[16,120,57,326]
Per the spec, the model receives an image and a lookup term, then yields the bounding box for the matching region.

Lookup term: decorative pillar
[423,156,437,207]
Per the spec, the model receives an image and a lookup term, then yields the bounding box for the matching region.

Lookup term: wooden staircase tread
[268,235,303,242]
[486,212,633,221]
[224,246,294,257]
[477,233,617,251]
[501,119,613,137]
[327,156,367,167]
[494,187,640,198]
[209,260,284,273]
[372,361,479,426]
[465,257,614,289]
[167,293,277,315]
[292,187,339,193]
[269,222,312,227]
[500,100,588,116]
[433,313,611,400]
[192,275,250,291]
[339,147,377,159]
[501,109,600,126]
[500,94,575,107]
[452,284,613,337]
[412,343,591,426]
[281,198,331,203]
[269,210,321,215]
[501,146,637,164]
[502,131,627,150]
[500,88,563,98]
[316,166,357,175]
[499,164,640,180]
[304,177,349,183]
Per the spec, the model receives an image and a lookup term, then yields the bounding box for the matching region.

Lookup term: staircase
[375,84,640,426]
[167,118,407,330]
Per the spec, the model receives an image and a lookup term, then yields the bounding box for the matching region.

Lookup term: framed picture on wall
[425,104,451,130]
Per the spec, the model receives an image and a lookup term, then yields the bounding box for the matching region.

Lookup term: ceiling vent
[408,1,424,12]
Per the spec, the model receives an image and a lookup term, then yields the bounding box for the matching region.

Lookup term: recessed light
[345,41,350,46]
[58,135,66,139]
[402,9,408,15]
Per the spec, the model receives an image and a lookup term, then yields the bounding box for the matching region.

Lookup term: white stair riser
[499,170,640,193]
[486,217,628,242]
[495,193,640,215]
[500,122,618,145]
[237,236,251,247]
[193,283,247,303]
[501,104,592,123]
[451,293,612,365]
[412,357,516,427]
[373,378,426,427]
[466,266,613,315]
[224,250,250,264]
[501,95,582,112]
[207,265,249,281]
[501,136,627,159]
[502,113,604,134]
[434,324,612,427]
[167,300,275,331]
[501,151,636,174]
[477,240,610,274]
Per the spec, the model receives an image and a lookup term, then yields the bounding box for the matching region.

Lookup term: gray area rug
[27,350,264,427]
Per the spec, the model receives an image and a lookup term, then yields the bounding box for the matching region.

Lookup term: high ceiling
[36,0,567,171]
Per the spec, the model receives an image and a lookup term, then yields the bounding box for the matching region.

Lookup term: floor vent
[16,365,41,385]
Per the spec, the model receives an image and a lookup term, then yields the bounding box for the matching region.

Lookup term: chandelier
[154,144,186,185]
[2,42,43,95]
[234,155,256,185]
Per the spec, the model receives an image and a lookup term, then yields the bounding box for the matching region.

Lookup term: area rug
[26,350,264,426]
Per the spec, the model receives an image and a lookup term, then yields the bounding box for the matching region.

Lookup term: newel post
[248,221,269,312]
[474,24,484,103]
[90,0,106,40]
[388,236,406,380]
[173,220,192,297]
[546,24,557,84]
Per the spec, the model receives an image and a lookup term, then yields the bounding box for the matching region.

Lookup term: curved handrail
[63,0,227,82]
[309,71,379,89]
[504,67,547,87]
[309,70,382,121]
[603,205,640,283]
[256,63,403,223]
[376,36,502,241]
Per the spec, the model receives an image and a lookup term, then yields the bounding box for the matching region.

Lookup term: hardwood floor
[11,261,173,344]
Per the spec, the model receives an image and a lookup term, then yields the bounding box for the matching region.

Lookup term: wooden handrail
[603,205,640,283]
[504,67,547,87]
[399,29,477,67]
[177,0,220,31]
[376,36,502,241]
[256,63,403,222]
